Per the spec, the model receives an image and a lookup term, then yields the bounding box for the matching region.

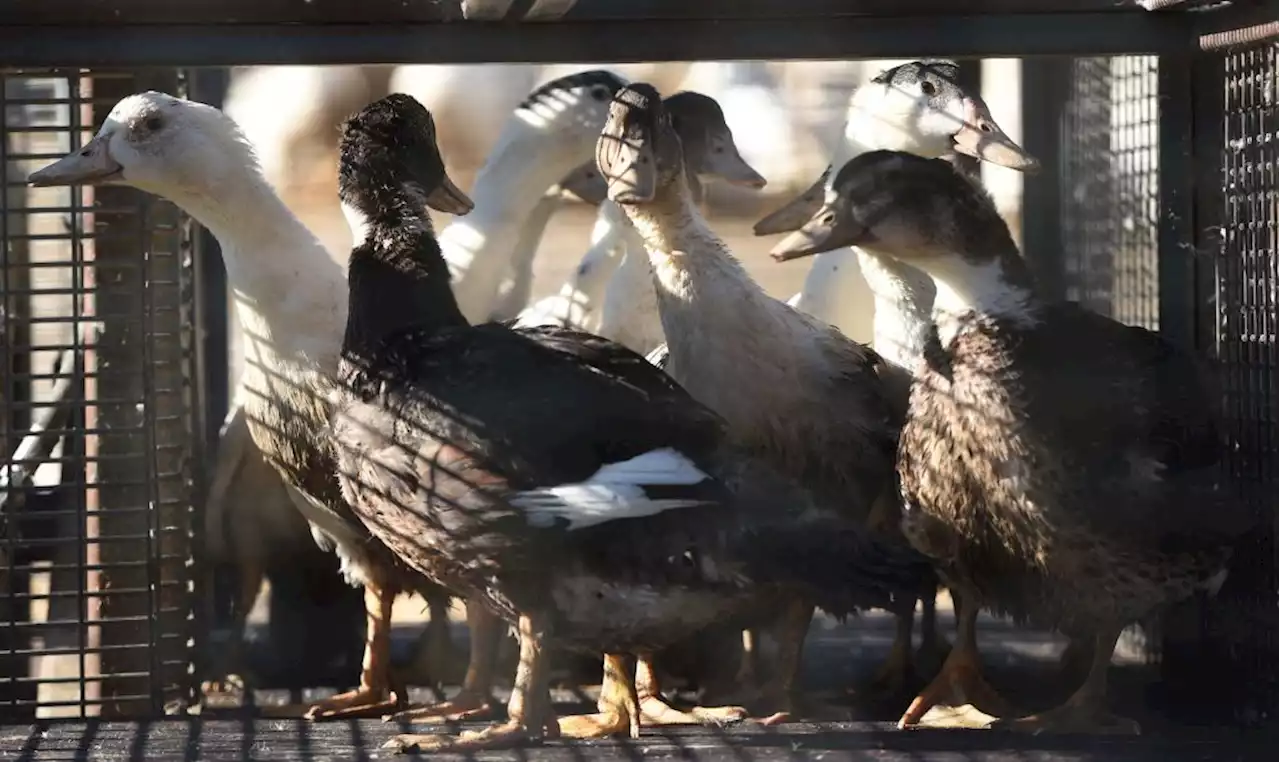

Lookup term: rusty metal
[1200,20,1279,50]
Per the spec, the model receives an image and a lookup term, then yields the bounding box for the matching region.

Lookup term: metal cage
[0,0,1274,736]
[1,70,202,720]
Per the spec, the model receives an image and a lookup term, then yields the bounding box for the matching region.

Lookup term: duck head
[28,91,256,201]
[769,150,1015,268]
[595,83,684,205]
[337,92,474,230]
[514,69,630,148]
[663,91,767,189]
[753,59,1037,236]
[565,88,768,205]
[596,83,769,206]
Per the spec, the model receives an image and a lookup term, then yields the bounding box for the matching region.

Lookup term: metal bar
[1019,58,1070,301]
[1157,53,1196,349]
[1200,20,1279,51]
[0,0,1172,25]
[0,14,1195,67]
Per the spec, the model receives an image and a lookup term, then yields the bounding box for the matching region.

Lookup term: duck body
[902,301,1232,635]
[335,322,811,653]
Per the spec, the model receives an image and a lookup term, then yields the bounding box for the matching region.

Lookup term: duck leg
[915,590,951,676]
[861,603,915,696]
[1056,635,1095,685]
[734,628,761,688]
[300,582,402,720]
[993,625,1139,735]
[556,653,642,739]
[751,598,814,725]
[384,603,500,722]
[201,558,264,697]
[897,590,1015,729]
[635,653,749,727]
[384,613,559,753]
[396,587,464,688]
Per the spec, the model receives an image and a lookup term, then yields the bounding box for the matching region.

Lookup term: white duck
[758,59,1039,354]
[436,69,629,323]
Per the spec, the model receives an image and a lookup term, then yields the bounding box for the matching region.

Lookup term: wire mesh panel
[1,69,202,720]
[1056,56,1162,329]
[1199,38,1277,726]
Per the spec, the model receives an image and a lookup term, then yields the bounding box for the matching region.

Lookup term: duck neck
[341,200,465,367]
[855,250,937,374]
[622,178,814,420]
[437,123,591,323]
[926,250,1039,348]
[173,162,347,380]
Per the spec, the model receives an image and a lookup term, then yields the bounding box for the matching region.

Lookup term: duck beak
[558,161,608,206]
[700,133,767,189]
[28,135,123,186]
[425,172,475,216]
[951,97,1040,173]
[598,133,657,204]
[769,204,863,262]
[753,169,829,236]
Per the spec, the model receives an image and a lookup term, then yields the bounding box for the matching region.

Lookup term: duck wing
[1011,304,1256,546]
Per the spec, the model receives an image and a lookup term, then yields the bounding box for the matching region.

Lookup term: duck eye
[589,85,612,102]
[143,115,164,132]
[920,80,937,96]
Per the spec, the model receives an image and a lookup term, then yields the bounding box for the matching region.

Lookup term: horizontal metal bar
[0,0,1160,25]
[4,558,191,574]
[7,583,190,602]
[0,14,1194,67]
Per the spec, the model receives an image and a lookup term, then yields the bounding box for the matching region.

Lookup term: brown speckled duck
[771,150,1257,735]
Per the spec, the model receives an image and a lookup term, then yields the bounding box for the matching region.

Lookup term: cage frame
[0,0,1274,729]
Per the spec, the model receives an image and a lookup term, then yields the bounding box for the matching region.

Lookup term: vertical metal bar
[139,163,159,716]
[68,70,91,721]
[1020,57,1068,300]
[187,69,229,450]
[78,70,103,719]
[183,66,227,708]
[1157,53,1195,350]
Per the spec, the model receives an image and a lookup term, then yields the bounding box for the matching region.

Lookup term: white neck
[794,82,959,362]
[438,117,592,324]
[596,214,664,354]
[622,187,829,433]
[176,164,346,389]
[855,250,936,374]
[574,201,632,304]
[926,257,1037,348]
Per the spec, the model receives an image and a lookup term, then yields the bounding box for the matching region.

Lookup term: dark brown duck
[329,94,931,753]
[771,149,1257,735]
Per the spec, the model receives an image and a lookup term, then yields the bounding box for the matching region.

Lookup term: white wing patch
[514,448,711,530]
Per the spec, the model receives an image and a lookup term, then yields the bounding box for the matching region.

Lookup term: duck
[438,69,629,324]
[24,81,606,724]
[756,58,1042,688]
[600,83,935,715]
[756,59,1039,348]
[29,90,452,721]
[769,149,1256,735]
[486,160,612,322]
[515,90,766,346]
[506,161,615,329]
[328,92,931,752]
